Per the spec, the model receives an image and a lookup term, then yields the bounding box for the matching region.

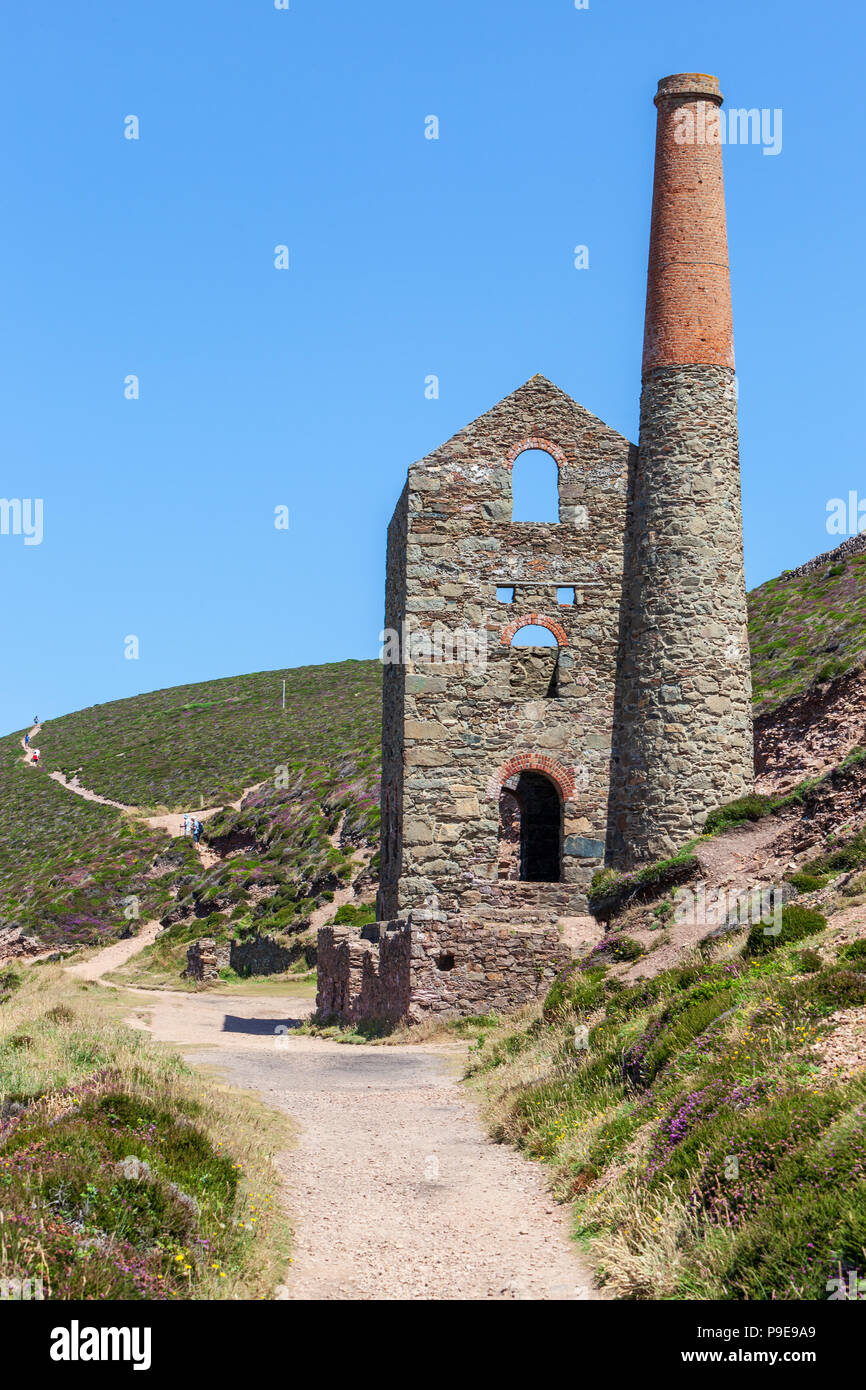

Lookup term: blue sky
[1,0,863,734]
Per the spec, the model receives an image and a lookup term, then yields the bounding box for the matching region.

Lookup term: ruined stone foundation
[316,916,571,1026]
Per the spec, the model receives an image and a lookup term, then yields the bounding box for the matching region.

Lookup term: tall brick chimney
[642,73,734,373]
[612,72,754,865]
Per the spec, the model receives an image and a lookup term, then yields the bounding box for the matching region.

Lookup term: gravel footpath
[138,989,599,1301]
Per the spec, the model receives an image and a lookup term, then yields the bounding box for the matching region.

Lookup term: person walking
[193,820,202,844]
[24,733,29,747]
[183,813,190,837]
[31,751,39,764]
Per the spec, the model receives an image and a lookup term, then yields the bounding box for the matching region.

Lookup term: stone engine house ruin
[317,72,755,1026]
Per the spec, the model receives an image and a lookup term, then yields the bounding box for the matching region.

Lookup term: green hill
[0,661,381,954]
[748,545,866,714]
[34,660,381,808]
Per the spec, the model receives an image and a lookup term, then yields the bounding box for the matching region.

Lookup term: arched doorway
[498,771,562,882]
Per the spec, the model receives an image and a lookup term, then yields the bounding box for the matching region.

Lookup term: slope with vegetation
[469,870,866,1299]
[748,541,866,716]
[0,966,291,1299]
[0,661,382,962]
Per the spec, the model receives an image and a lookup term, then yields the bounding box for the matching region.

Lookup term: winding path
[132,984,600,1301]
[21,723,259,871]
[21,725,601,1300]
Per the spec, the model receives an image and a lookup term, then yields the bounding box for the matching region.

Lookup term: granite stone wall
[610,365,753,863]
[183,938,231,983]
[184,933,296,983]
[316,914,572,1025]
[377,374,634,922]
[316,921,411,1025]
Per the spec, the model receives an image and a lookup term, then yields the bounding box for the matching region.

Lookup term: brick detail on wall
[485,753,576,801]
[504,436,570,470]
[500,613,569,647]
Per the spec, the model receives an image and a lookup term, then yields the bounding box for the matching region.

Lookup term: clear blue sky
[1,0,863,734]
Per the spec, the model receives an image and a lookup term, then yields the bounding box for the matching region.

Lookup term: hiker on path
[193,820,202,844]
[33,716,38,726]
[31,751,39,764]
[183,813,190,836]
[24,733,29,747]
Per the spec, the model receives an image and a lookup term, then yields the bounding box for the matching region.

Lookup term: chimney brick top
[642,70,734,373]
[655,72,723,106]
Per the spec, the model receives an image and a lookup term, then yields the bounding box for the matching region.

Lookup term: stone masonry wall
[316,921,410,1025]
[380,483,408,916]
[184,938,231,983]
[610,365,753,864]
[316,915,571,1025]
[378,374,635,922]
[184,933,295,983]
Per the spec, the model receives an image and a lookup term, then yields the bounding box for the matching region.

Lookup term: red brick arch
[486,755,576,802]
[504,436,569,471]
[501,613,568,647]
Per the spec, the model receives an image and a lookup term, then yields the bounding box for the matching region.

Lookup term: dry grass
[0,965,294,1300]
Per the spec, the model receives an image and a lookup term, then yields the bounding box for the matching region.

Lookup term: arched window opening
[509,626,559,697]
[511,449,559,523]
[497,772,561,883]
[509,624,558,647]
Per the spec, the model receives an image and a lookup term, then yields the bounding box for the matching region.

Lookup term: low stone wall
[184,938,231,983]
[230,934,295,976]
[183,933,296,983]
[316,921,410,1025]
[316,914,572,1025]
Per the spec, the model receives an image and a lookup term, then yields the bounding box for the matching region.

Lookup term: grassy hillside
[470,903,866,1300]
[34,660,381,808]
[748,548,866,714]
[0,967,291,1298]
[0,742,175,949]
[0,660,381,953]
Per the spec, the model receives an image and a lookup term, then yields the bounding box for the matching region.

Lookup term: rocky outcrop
[755,664,866,793]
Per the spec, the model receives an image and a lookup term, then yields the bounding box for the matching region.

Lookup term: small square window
[496,587,515,603]
[556,587,575,606]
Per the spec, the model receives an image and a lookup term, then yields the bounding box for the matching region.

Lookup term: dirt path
[66,920,163,981]
[24,722,264,873]
[129,986,599,1301]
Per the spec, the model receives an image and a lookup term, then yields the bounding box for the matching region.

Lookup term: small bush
[787,872,829,894]
[703,794,778,835]
[610,936,644,962]
[839,938,866,965]
[786,969,866,1015]
[0,970,21,1005]
[798,948,823,973]
[332,901,377,927]
[44,1004,75,1025]
[543,966,607,1021]
[744,905,827,957]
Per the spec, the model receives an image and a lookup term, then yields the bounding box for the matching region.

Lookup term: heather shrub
[744,904,826,957]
